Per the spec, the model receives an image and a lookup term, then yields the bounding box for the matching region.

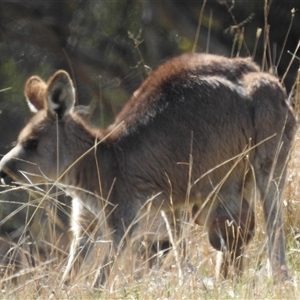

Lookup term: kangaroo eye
[24,139,38,151]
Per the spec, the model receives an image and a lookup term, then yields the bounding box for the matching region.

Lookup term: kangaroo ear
[46,70,75,119]
[24,76,47,112]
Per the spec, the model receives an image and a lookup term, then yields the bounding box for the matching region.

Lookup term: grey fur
[0,53,296,284]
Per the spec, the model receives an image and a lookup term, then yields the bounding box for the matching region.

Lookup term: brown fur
[24,76,47,112]
[0,53,296,285]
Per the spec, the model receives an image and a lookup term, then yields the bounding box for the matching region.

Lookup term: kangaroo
[0,53,296,285]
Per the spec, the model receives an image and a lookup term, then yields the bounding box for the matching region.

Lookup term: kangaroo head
[0,70,80,185]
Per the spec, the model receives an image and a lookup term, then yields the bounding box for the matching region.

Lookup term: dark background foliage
[0,0,299,234]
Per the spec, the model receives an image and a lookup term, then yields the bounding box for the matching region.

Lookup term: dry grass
[1,137,300,300]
